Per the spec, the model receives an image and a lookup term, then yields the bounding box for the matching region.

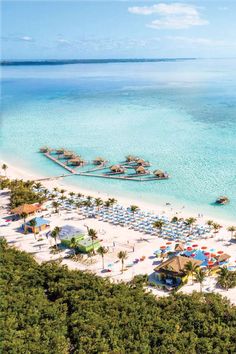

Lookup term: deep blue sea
[1,59,236,221]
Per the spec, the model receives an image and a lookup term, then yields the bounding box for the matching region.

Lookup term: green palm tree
[153,220,165,235]
[53,187,59,193]
[194,268,206,292]
[51,226,60,249]
[29,219,37,240]
[97,246,108,269]
[227,226,236,238]
[69,192,75,197]
[108,198,117,206]
[212,222,222,234]
[60,189,66,195]
[104,200,111,208]
[83,199,92,208]
[52,201,60,213]
[70,237,78,255]
[117,251,128,273]
[185,217,197,234]
[20,212,28,230]
[95,198,103,210]
[217,267,233,291]
[171,216,179,223]
[206,220,214,229]
[88,228,98,254]
[130,205,139,214]
[1,164,8,177]
[34,182,42,191]
[184,261,199,284]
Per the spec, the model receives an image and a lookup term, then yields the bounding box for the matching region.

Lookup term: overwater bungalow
[69,158,85,166]
[153,169,168,179]
[135,166,150,175]
[136,158,151,167]
[215,196,229,205]
[93,157,106,165]
[63,151,75,159]
[56,148,65,155]
[125,155,138,163]
[109,165,125,174]
[39,146,50,153]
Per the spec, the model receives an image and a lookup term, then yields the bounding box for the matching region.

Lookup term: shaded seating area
[24,217,50,234]
[11,203,41,217]
[154,255,202,288]
[59,225,86,247]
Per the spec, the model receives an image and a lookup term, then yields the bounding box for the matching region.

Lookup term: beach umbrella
[204,252,210,256]
[210,248,216,252]
[201,246,207,250]
[208,261,214,266]
[160,246,166,250]
[187,247,193,251]
[166,241,172,245]
[190,253,195,257]
[192,244,198,248]
[217,251,224,254]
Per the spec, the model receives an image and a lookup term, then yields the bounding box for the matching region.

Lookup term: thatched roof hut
[11,203,41,216]
[63,151,75,159]
[216,253,230,263]
[153,169,166,178]
[56,148,65,154]
[216,196,229,205]
[110,165,125,173]
[93,157,106,165]
[135,166,148,175]
[126,155,138,163]
[136,159,150,167]
[39,146,49,153]
[154,255,202,276]
[69,157,85,166]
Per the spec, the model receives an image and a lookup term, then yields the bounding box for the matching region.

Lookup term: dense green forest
[1,238,236,354]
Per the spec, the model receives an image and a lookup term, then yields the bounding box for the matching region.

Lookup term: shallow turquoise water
[1,59,236,221]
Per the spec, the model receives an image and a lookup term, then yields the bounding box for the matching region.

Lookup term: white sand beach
[1,160,236,304]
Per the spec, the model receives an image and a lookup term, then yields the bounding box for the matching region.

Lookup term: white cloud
[128,2,208,29]
[20,36,33,41]
[1,35,34,42]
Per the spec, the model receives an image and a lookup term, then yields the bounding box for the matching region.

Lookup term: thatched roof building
[39,146,50,153]
[135,166,149,175]
[136,159,150,167]
[63,151,75,159]
[11,203,41,216]
[154,255,202,276]
[153,169,166,178]
[126,155,138,163]
[93,157,106,165]
[110,165,125,173]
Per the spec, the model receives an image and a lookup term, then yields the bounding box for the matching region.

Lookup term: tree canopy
[1,238,236,354]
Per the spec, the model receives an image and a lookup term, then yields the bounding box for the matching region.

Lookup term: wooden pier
[44,152,76,174]
[40,147,169,182]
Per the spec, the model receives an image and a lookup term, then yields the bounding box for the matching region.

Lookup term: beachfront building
[58,225,100,253]
[76,237,100,253]
[59,225,86,247]
[11,203,41,217]
[24,217,50,234]
[154,255,202,288]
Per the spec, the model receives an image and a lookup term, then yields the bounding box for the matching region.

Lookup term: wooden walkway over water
[40,148,169,182]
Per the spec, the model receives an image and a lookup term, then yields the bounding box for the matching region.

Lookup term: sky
[2,0,236,60]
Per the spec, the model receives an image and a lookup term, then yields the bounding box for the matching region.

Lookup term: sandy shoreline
[1,158,236,304]
[1,158,235,228]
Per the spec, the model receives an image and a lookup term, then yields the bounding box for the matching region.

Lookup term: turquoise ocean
[1,59,236,221]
